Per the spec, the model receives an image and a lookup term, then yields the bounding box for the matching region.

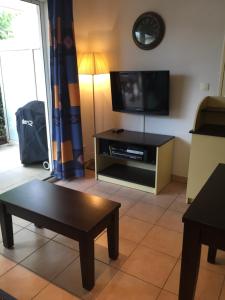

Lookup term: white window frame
[21,0,53,172]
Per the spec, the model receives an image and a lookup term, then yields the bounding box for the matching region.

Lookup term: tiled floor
[0,170,225,299]
[0,143,50,192]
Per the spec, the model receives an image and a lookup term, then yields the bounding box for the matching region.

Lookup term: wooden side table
[179,164,225,300]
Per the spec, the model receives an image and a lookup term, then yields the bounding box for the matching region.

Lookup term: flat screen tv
[110,71,170,115]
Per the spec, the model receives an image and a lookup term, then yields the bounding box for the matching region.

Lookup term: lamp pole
[92,74,96,134]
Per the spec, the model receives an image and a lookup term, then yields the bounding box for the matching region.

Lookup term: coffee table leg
[0,204,14,248]
[107,208,119,260]
[79,236,94,290]
[179,222,201,300]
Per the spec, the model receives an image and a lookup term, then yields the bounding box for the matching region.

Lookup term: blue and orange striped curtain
[48,0,84,179]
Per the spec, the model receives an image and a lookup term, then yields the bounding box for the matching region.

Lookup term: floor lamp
[78,53,108,170]
[78,52,108,135]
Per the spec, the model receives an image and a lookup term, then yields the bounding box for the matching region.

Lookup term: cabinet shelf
[98,164,155,188]
[98,153,156,165]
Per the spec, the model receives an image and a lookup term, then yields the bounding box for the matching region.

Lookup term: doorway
[0,0,52,192]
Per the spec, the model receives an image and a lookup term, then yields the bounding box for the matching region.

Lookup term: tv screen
[110,71,170,115]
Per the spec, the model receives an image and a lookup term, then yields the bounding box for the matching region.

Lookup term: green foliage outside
[0,11,13,40]
[0,11,14,141]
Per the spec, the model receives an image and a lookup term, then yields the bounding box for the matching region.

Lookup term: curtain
[48,0,84,179]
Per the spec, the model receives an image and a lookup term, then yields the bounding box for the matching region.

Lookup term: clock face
[132,12,165,50]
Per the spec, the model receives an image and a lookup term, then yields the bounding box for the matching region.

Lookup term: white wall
[74,0,225,177]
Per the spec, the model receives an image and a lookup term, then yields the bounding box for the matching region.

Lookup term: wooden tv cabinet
[94,129,174,194]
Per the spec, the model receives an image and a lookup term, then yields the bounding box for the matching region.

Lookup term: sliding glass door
[0,0,52,172]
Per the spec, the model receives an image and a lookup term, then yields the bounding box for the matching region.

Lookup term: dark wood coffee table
[0,180,120,290]
[179,164,225,300]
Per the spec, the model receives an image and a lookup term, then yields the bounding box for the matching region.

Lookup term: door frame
[22,0,53,172]
[219,35,225,96]
[0,57,10,142]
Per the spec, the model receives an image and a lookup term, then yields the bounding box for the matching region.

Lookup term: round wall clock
[132,12,165,50]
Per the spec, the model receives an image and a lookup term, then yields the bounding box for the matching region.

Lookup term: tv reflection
[121,74,144,111]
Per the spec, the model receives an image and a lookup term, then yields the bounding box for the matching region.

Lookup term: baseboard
[172,174,187,184]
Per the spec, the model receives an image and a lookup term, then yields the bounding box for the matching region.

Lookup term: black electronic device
[110,70,169,115]
[109,143,148,161]
[112,128,124,134]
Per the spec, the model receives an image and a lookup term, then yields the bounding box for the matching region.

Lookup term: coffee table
[0,180,120,290]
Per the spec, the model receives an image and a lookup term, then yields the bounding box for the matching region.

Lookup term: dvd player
[109,144,147,161]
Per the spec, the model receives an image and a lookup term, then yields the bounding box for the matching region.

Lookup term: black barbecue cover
[16,101,48,164]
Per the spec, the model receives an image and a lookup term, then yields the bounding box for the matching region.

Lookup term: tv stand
[94,129,174,194]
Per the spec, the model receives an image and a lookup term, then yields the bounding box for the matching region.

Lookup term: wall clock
[132,12,165,50]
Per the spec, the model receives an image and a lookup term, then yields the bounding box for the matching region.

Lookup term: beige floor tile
[0,144,49,190]
[96,271,160,300]
[95,232,137,268]
[164,260,224,299]
[142,193,176,209]
[192,267,224,300]
[0,255,16,276]
[0,265,48,300]
[164,260,180,294]
[121,245,177,288]
[1,181,35,193]
[62,177,96,192]
[26,223,58,239]
[220,280,225,299]
[89,181,120,194]
[12,215,31,227]
[0,223,23,242]
[95,243,128,268]
[158,290,178,300]
[169,195,189,213]
[126,201,165,224]
[162,182,186,195]
[97,232,137,257]
[53,232,105,252]
[119,215,152,243]
[108,194,136,216]
[21,240,78,280]
[53,257,118,299]
[200,245,225,275]
[157,210,183,233]
[34,284,80,300]
[114,187,147,201]
[0,144,21,173]
[55,180,68,187]
[0,171,29,190]
[0,228,48,263]
[10,165,49,177]
[174,193,187,202]
[53,234,79,251]
[141,226,182,258]
[85,186,110,198]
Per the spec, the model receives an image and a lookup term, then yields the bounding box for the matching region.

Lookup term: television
[110,71,170,115]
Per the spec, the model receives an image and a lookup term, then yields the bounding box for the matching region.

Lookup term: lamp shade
[78,52,108,75]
